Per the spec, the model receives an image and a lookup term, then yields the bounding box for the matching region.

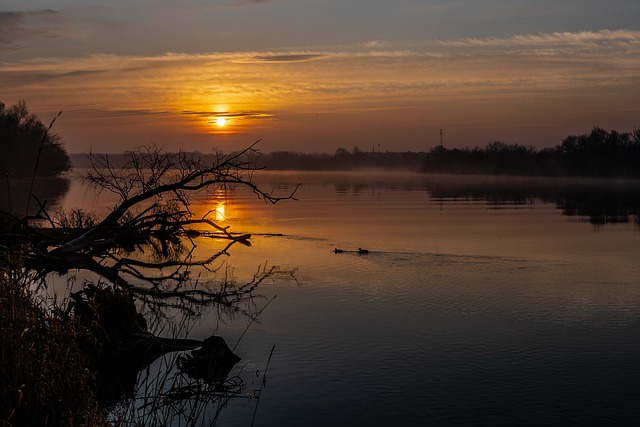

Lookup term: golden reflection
[213,197,226,222]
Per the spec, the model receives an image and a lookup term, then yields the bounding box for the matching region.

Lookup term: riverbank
[0,254,107,426]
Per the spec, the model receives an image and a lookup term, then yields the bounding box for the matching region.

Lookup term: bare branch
[49,143,297,256]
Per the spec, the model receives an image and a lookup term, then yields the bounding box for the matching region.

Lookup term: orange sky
[2,3,640,153]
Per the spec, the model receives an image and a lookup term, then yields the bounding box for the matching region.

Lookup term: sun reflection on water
[202,189,229,223]
[213,198,226,222]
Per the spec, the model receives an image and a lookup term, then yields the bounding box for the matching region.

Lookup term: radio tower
[440,128,443,147]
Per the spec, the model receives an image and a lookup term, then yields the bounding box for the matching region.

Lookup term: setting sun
[216,117,226,127]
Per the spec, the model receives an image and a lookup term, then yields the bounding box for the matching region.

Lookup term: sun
[216,117,227,127]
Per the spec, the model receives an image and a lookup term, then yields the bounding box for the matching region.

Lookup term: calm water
[55,171,640,426]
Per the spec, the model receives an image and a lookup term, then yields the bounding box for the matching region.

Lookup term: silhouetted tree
[422,127,640,178]
[0,100,71,177]
[556,127,640,177]
[335,147,349,156]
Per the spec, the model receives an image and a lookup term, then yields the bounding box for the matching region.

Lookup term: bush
[0,100,71,177]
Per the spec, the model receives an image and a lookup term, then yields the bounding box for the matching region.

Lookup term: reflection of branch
[66,284,243,410]
[92,267,289,424]
[30,238,296,317]
[111,240,235,271]
[112,349,250,426]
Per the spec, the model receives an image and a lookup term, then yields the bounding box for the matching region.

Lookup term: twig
[233,294,277,352]
[251,344,276,427]
[25,111,62,217]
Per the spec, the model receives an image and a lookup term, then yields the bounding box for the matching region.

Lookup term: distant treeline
[70,148,429,171]
[422,127,640,178]
[69,127,640,178]
[257,148,428,171]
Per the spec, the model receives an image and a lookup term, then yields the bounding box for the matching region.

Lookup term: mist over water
[54,171,640,426]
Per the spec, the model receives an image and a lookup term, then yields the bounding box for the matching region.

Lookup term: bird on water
[334,247,370,254]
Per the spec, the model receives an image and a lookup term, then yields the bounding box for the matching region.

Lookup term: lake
[50,170,640,426]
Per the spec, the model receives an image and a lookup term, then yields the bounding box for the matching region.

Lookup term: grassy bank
[0,253,108,427]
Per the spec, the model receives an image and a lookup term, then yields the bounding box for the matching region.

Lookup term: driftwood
[177,336,241,383]
[67,285,240,406]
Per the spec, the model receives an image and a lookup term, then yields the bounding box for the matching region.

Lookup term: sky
[2,0,640,154]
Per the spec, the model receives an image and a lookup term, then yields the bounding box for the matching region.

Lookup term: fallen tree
[49,142,296,256]
[1,142,298,296]
[1,142,298,417]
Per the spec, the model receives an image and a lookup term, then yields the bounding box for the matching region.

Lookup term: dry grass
[0,253,109,427]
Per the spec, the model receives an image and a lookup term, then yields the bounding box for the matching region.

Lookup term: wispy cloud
[0,10,62,50]
[438,29,640,54]
[3,36,638,111]
[246,54,326,63]
[71,108,172,118]
[227,0,270,8]
[3,28,638,91]
[0,69,105,87]
[182,110,275,120]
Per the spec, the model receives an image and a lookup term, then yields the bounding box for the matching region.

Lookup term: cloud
[246,54,326,63]
[438,29,640,55]
[227,0,269,8]
[182,110,275,121]
[71,108,172,118]
[360,40,392,49]
[0,69,106,87]
[3,28,639,140]
[0,10,62,50]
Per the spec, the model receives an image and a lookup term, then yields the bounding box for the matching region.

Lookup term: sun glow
[216,117,227,127]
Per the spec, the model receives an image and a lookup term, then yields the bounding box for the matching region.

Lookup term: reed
[0,254,108,426]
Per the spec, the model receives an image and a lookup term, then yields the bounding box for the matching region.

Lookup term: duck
[334,248,344,254]
[358,248,369,254]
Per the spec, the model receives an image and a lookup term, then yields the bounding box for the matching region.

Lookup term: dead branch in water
[48,142,298,256]
[2,142,299,310]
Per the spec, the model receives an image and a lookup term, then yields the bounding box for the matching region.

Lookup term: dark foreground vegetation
[422,127,640,178]
[0,249,262,426]
[0,255,107,426]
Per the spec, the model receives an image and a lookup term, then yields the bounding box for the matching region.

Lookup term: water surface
[58,171,640,426]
